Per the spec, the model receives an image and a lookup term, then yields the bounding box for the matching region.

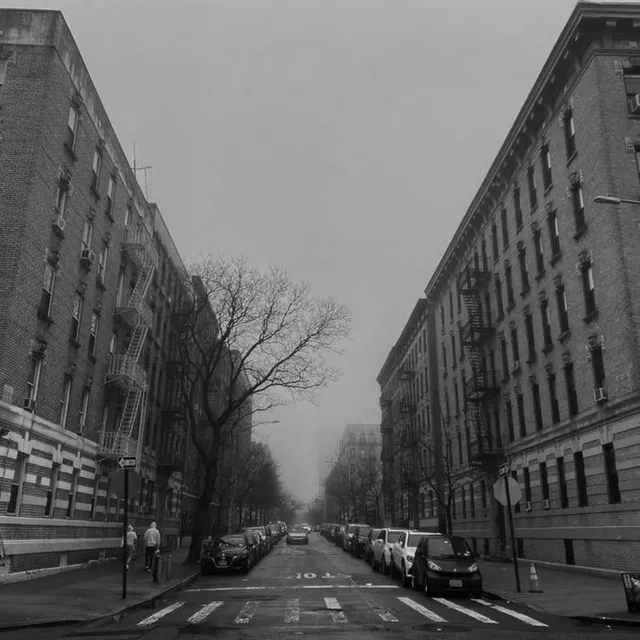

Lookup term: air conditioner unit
[80,248,96,265]
[594,387,608,403]
[543,499,551,510]
[52,214,66,234]
[23,398,36,412]
[631,94,640,115]
[525,501,532,512]
[512,360,521,373]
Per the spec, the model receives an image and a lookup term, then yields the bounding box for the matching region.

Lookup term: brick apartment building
[0,9,248,576]
[379,2,640,570]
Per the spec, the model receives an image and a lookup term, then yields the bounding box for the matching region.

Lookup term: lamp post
[593,195,640,206]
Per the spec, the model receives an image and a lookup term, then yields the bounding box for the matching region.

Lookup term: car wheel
[470,588,482,599]
[371,555,378,571]
[423,575,437,598]
[411,567,422,591]
[402,562,411,588]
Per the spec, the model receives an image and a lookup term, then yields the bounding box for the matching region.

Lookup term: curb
[481,589,549,615]
[0,570,200,632]
[570,615,640,628]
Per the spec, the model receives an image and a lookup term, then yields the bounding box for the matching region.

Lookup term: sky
[4,0,633,503]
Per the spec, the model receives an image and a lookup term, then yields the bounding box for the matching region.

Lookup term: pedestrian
[144,521,161,572]
[121,525,137,571]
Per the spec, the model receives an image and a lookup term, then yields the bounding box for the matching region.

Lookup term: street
[6,533,638,640]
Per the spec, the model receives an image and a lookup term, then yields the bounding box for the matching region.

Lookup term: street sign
[498,463,510,477]
[494,476,522,506]
[118,456,137,469]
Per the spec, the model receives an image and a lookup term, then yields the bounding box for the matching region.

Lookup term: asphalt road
[7,533,639,640]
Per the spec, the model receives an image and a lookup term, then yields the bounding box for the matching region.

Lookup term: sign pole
[504,475,521,593]
[122,468,129,599]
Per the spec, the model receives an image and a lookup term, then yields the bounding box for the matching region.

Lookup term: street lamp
[593,195,640,206]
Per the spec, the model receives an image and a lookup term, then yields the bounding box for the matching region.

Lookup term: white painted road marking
[285,598,300,623]
[472,599,548,627]
[234,600,259,624]
[186,601,223,625]
[137,601,185,627]
[185,584,400,592]
[432,597,498,624]
[324,597,348,623]
[397,596,447,622]
[370,603,399,622]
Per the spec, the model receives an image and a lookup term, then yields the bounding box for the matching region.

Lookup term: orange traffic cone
[528,562,543,593]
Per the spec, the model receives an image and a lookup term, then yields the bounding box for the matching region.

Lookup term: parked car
[350,525,373,558]
[410,533,482,597]
[200,534,254,575]
[243,530,263,563]
[363,528,381,564]
[343,523,367,551]
[243,527,270,556]
[390,530,437,587]
[287,526,310,545]
[370,527,405,573]
[334,525,347,547]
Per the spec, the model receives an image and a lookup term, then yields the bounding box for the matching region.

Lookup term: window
[440,304,445,329]
[557,457,569,508]
[449,290,454,320]
[7,454,27,515]
[39,263,56,319]
[461,485,467,518]
[55,183,68,218]
[44,463,60,517]
[539,462,549,501]
[512,471,521,513]
[527,166,538,210]
[481,480,487,509]
[514,188,523,230]
[60,377,72,429]
[541,299,553,349]
[456,284,461,314]
[441,343,447,370]
[624,71,640,113]
[534,228,545,276]
[494,274,504,318]
[563,109,576,158]
[82,220,93,252]
[491,223,499,261]
[505,264,514,308]
[518,246,530,293]
[571,183,586,232]
[79,387,90,434]
[25,357,43,408]
[501,208,509,248]
[506,400,515,442]
[458,325,465,361]
[494,408,503,449]
[454,380,460,415]
[591,344,606,390]
[602,443,621,504]
[469,483,475,517]
[89,312,99,357]
[445,390,450,422]
[71,293,83,342]
[451,334,457,364]
[541,144,552,189]
[547,209,561,258]
[98,244,108,285]
[525,311,536,362]
[510,326,520,364]
[548,373,560,424]
[67,105,79,150]
[66,469,79,518]
[564,362,579,417]
[500,335,509,379]
[574,451,588,506]
[523,467,532,503]
[555,284,570,334]
[108,332,117,356]
[106,176,116,217]
[581,262,596,316]
[532,383,543,431]
[91,149,102,191]
[516,392,526,439]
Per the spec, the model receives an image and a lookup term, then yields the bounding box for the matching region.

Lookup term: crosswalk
[135,595,548,628]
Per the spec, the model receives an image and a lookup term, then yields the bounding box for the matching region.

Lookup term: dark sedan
[200,534,254,575]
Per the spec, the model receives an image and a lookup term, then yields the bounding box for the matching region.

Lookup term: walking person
[144,521,161,572]
[121,525,137,571]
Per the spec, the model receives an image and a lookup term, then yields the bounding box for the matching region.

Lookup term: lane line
[234,600,259,624]
[137,602,185,627]
[432,597,498,624]
[185,584,399,592]
[284,598,300,623]
[187,601,223,625]
[472,599,548,627]
[324,597,348,623]
[397,596,447,622]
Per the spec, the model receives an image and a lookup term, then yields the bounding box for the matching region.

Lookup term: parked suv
[410,533,482,597]
[370,527,405,574]
[390,530,437,587]
[343,523,367,551]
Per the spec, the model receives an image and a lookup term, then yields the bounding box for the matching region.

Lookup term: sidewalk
[0,547,199,631]
[480,558,640,626]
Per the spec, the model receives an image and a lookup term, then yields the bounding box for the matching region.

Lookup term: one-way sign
[118,456,137,469]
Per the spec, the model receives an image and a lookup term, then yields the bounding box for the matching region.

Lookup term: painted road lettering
[284,571,346,579]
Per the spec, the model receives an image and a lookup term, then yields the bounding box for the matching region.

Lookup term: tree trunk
[184,485,214,565]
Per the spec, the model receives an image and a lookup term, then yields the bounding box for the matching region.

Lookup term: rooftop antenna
[132,142,152,200]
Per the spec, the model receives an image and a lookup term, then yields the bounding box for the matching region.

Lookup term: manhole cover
[412,624,470,632]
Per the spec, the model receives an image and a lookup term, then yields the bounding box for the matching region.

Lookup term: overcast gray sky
[5,0,630,503]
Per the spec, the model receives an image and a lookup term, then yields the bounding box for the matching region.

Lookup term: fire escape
[99,225,158,465]
[458,257,501,468]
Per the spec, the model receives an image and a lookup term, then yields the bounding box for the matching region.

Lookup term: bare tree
[359,453,384,526]
[175,255,351,564]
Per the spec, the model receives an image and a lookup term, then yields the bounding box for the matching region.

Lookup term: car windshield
[220,536,246,547]
[290,527,306,533]
[407,533,428,547]
[347,525,359,533]
[427,536,473,558]
[387,531,402,544]
[359,526,372,536]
